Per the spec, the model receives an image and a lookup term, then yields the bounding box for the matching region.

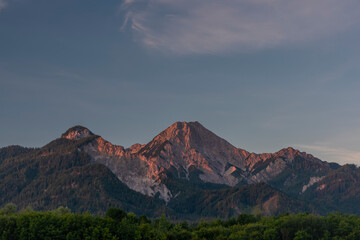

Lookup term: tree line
[1,203,360,239]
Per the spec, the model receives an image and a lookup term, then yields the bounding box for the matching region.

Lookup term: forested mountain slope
[0,122,359,219]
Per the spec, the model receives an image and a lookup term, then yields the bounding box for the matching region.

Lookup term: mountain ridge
[1,121,358,219]
[60,121,338,203]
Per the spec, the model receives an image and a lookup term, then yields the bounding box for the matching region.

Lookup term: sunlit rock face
[61,126,94,140]
[63,121,333,202]
[137,121,251,187]
[81,136,173,202]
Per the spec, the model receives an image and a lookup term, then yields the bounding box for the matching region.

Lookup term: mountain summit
[61,125,94,140]
[137,121,250,188]
[139,121,239,158]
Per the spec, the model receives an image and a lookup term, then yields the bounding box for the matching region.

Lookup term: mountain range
[1,121,359,220]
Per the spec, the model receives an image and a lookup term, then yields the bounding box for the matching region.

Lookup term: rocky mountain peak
[274,147,319,162]
[61,125,94,140]
[134,121,251,192]
[152,121,234,150]
[157,121,202,139]
[275,147,301,158]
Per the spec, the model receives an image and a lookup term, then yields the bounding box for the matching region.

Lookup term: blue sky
[1,0,360,164]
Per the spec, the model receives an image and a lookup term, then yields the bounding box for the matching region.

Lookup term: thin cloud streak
[295,144,360,166]
[120,0,360,54]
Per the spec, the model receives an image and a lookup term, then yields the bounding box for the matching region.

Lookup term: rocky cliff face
[137,121,249,187]
[81,136,172,201]
[66,121,335,202]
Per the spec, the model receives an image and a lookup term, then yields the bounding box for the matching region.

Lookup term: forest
[1,204,360,240]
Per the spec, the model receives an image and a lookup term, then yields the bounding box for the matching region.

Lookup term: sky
[1,0,360,165]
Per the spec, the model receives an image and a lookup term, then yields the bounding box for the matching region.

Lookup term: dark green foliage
[0,203,18,215]
[237,214,259,225]
[105,207,127,221]
[0,145,34,162]
[2,207,360,239]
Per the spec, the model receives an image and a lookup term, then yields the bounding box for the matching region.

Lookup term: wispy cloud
[295,144,360,165]
[120,0,360,54]
[0,0,7,11]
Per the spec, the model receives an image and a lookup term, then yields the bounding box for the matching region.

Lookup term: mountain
[79,121,337,202]
[0,136,164,216]
[0,121,358,219]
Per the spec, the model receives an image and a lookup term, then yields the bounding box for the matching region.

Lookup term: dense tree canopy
[1,204,360,240]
